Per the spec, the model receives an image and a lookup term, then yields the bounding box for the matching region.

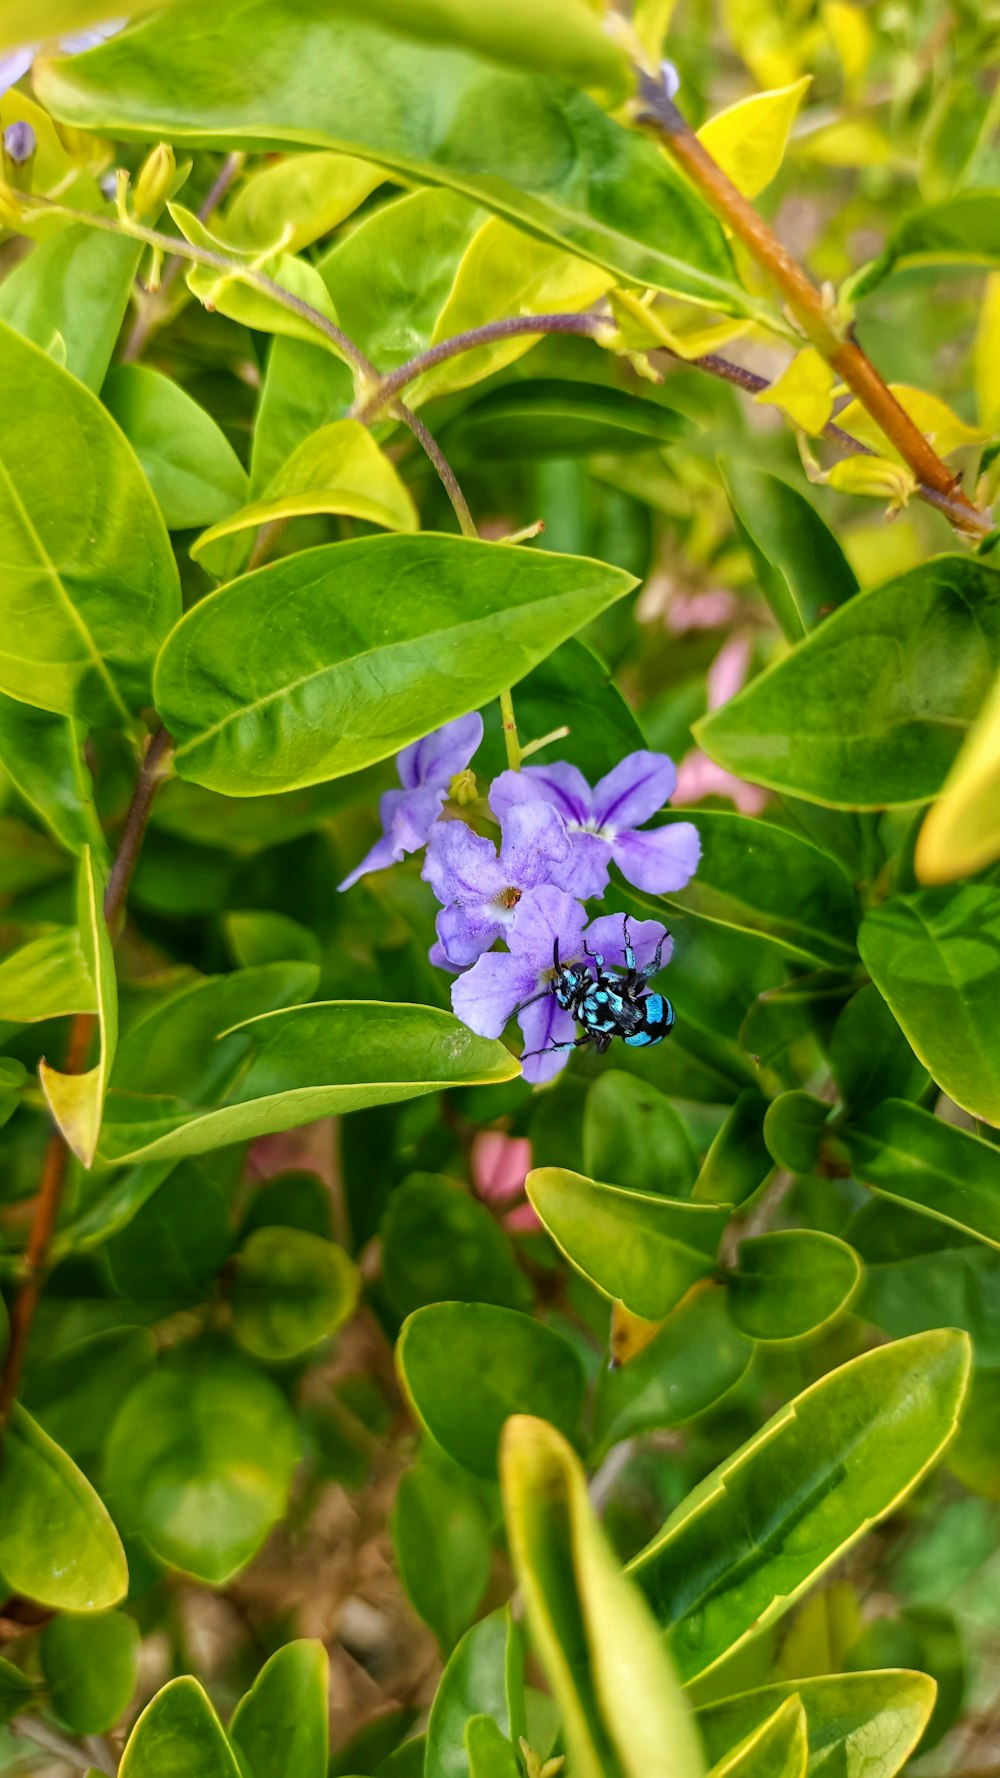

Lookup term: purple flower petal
[387,784,447,854]
[547,829,613,900]
[59,21,126,53]
[518,993,578,1085]
[490,761,593,826]
[591,750,677,832]
[0,47,34,93]
[583,913,673,974]
[497,800,571,884]
[612,822,701,894]
[423,819,506,907]
[435,902,505,969]
[452,950,535,1040]
[508,885,588,972]
[337,827,403,891]
[429,939,463,974]
[397,712,483,792]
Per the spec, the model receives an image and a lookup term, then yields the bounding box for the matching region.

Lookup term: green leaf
[917,660,1000,886]
[102,366,249,532]
[104,1163,233,1301]
[397,1302,586,1479]
[40,1609,139,1734]
[392,1461,493,1650]
[626,1330,971,1682]
[221,152,385,254]
[120,1676,242,1778]
[850,191,1000,297]
[0,0,165,47]
[583,1071,698,1198]
[695,1671,936,1778]
[707,1696,807,1778]
[527,1168,727,1321]
[38,1,741,310]
[0,322,180,724]
[225,911,322,969]
[845,1099,1000,1249]
[154,535,633,796]
[593,1284,754,1457]
[230,1641,329,1778]
[0,692,103,856]
[0,925,95,1022]
[477,638,645,785]
[851,1198,1000,1360]
[425,1609,519,1778]
[192,419,417,563]
[696,558,1000,809]
[0,1655,34,1726]
[722,460,858,642]
[381,1173,529,1317]
[858,885,1000,1125]
[22,1327,157,1471]
[0,224,142,392]
[40,845,117,1167]
[443,380,692,462]
[99,999,518,1166]
[465,1717,520,1778]
[0,1403,128,1609]
[692,1091,772,1207]
[657,811,859,968]
[763,1092,832,1175]
[726,1230,861,1342]
[844,1605,965,1755]
[105,1341,301,1584]
[168,202,349,354]
[501,1415,706,1778]
[829,984,929,1121]
[231,1227,359,1361]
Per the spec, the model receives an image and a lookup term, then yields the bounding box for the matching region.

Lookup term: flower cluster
[339,715,700,1084]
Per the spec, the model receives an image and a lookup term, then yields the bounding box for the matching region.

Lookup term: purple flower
[338,713,483,891]
[3,122,35,166]
[0,21,123,96]
[452,886,671,1086]
[491,750,700,899]
[423,801,571,969]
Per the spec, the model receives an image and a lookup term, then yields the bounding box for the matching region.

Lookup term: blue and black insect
[520,915,675,1062]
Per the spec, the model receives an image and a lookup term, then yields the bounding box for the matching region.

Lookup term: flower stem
[353,312,611,421]
[120,149,245,363]
[633,70,988,536]
[500,688,522,771]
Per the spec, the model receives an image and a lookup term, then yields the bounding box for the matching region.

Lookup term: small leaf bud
[131,142,175,220]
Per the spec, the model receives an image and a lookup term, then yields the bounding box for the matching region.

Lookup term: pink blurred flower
[674,634,769,815]
[470,1130,539,1232]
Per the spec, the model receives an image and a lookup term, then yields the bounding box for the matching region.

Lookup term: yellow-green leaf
[755,347,835,434]
[40,845,116,1167]
[822,1,873,96]
[168,203,349,358]
[916,663,1000,884]
[611,287,753,360]
[192,419,417,562]
[824,454,918,507]
[0,926,94,1023]
[221,152,386,255]
[501,1416,706,1778]
[697,79,811,200]
[707,1696,807,1778]
[976,272,1000,434]
[836,384,987,458]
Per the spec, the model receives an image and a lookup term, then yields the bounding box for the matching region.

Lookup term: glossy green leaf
[40,845,117,1166]
[696,558,1000,809]
[0,0,165,47]
[231,1226,359,1360]
[104,1164,233,1300]
[501,1415,706,1778]
[22,1327,157,1471]
[858,885,1000,1125]
[695,1671,936,1778]
[38,1,740,309]
[593,1284,754,1457]
[851,1197,1000,1360]
[381,1173,529,1316]
[0,924,95,1022]
[119,1676,242,1778]
[0,1403,128,1609]
[707,1696,807,1778]
[443,380,692,462]
[425,1609,519,1778]
[527,1168,727,1320]
[0,692,103,856]
[41,1609,139,1734]
[851,191,1000,296]
[192,419,417,561]
[844,1606,965,1754]
[657,811,859,968]
[225,911,321,969]
[692,1091,772,1207]
[168,202,348,353]
[155,535,632,796]
[727,1230,861,1342]
[222,151,385,254]
[477,637,645,785]
[763,1092,832,1175]
[0,1655,34,1726]
[0,225,142,392]
[105,1341,301,1584]
[397,1302,586,1478]
[392,1461,493,1650]
[721,461,858,643]
[583,1071,698,1198]
[230,1641,329,1778]
[464,1716,520,1778]
[0,322,180,723]
[102,366,248,532]
[627,1330,971,1681]
[99,999,518,1165]
[829,984,929,1121]
[845,1099,1000,1248]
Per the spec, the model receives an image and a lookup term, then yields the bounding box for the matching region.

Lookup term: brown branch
[0,727,175,1429]
[633,69,990,537]
[120,149,245,364]
[353,312,608,420]
[396,402,478,537]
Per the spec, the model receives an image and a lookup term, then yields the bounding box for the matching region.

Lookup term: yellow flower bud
[131,143,175,221]
[448,768,479,807]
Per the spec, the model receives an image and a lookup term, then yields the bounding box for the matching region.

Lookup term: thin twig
[10,1715,116,1775]
[632,69,989,537]
[396,402,478,537]
[353,312,609,420]
[104,726,175,941]
[120,149,245,363]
